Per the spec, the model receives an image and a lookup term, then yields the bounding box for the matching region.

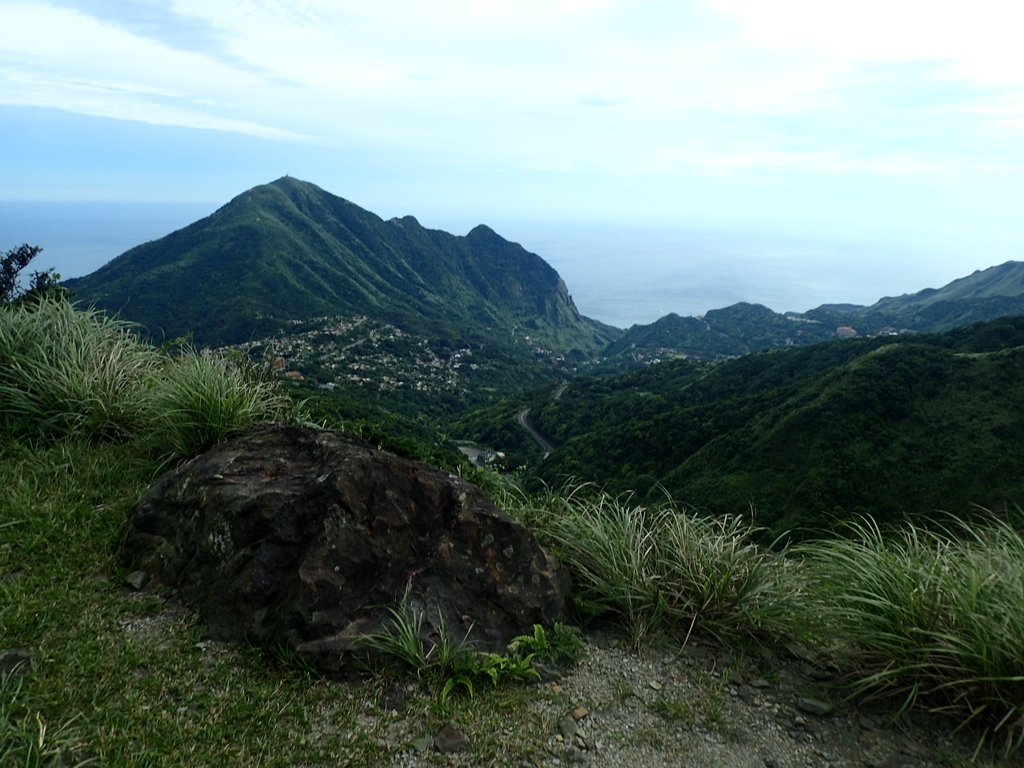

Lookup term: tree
[1,244,64,305]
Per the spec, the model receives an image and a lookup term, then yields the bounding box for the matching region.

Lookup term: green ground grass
[0,440,568,767]
[3,298,1023,763]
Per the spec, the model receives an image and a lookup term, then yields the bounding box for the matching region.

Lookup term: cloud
[59,0,229,58]
[0,1,305,138]
[710,0,1024,85]
[2,0,1023,189]
[577,94,627,108]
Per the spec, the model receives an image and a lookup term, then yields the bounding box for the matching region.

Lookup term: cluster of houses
[228,314,478,395]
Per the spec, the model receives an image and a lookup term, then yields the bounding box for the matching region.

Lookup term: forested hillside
[64,177,617,354]
[518,316,1024,537]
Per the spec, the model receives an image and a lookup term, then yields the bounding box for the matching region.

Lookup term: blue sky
[2,1,1023,321]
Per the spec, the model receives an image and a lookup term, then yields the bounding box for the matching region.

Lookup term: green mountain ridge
[605,261,1024,364]
[604,302,835,363]
[65,176,617,354]
[518,315,1024,537]
[63,176,1024,371]
[40,177,1024,544]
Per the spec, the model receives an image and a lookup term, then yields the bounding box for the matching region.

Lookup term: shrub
[146,348,292,461]
[0,298,293,459]
[790,514,1024,755]
[0,297,159,442]
[502,482,794,646]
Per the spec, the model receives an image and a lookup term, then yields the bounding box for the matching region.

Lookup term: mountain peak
[63,179,618,351]
[466,223,500,240]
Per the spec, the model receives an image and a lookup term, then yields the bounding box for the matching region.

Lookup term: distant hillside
[604,303,834,364]
[65,177,618,353]
[519,315,1024,537]
[600,262,1024,365]
[807,260,1024,333]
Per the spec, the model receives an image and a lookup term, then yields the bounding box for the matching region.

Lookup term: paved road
[517,408,556,457]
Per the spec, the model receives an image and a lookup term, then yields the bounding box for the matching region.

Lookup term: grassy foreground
[2,298,1023,763]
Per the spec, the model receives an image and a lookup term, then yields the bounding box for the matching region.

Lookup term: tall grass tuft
[0,298,294,459]
[146,348,292,461]
[791,514,1024,755]
[0,297,159,442]
[502,482,794,646]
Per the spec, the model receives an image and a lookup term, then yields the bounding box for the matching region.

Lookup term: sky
[1,1,1023,324]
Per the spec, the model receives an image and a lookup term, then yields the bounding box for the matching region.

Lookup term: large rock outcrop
[122,425,569,673]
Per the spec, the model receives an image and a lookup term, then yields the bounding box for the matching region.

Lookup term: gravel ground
[107,597,1021,767]
[382,629,1022,768]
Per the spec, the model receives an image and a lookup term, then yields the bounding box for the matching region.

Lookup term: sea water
[507,222,1005,328]
[0,201,1009,329]
[0,201,213,282]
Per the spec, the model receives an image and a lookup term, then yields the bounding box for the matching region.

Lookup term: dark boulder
[122,424,569,673]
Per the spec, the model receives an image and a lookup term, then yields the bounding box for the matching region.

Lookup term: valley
[6,179,1024,766]
[54,176,1024,534]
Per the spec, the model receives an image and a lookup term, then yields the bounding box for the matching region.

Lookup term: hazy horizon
[4,1,1024,300]
[2,197,1016,329]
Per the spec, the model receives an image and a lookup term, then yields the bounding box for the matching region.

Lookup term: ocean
[0,201,214,283]
[0,202,1011,329]
[504,222,1009,328]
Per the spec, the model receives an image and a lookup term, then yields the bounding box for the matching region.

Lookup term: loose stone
[796,697,835,717]
[434,723,470,753]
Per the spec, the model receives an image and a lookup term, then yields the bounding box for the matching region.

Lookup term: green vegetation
[64,177,616,355]
[649,669,731,730]
[1,244,63,306]
[809,260,1024,335]
[0,298,555,765]
[1,667,95,767]
[576,262,1024,369]
[499,480,1024,753]
[64,178,618,429]
[602,303,835,365]
[601,261,1024,367]
[0,297,291,460]
[789,515,1024,755]
[0,297,161,442]
[498,482,793,647]
[4,296,1024,761]
[145,347,291,462]
[352,592,583,706]
[0,437,565,766]
[525,316,1024,537]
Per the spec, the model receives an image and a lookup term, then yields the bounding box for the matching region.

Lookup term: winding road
[516,382,567,457]
[517,408,556,457]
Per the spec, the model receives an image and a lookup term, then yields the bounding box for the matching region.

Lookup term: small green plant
[613,678,636,702]
[509,623,584,666]
[472,652,538,686]
[264,642,321,679]
[351,593,568,705]
[439,673,475,704]
[649,694,696,725]
[351,593,438,672]
[649,668,731,731]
